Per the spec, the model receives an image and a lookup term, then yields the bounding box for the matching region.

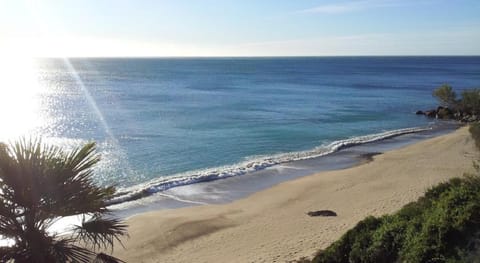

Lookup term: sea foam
[109,126,431,205]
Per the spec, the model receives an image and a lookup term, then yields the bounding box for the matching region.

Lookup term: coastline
[111,123,456,217]
[110,126,436,206]
[112,126,477,262]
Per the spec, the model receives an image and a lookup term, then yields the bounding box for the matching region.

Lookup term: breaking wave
[110,126,431,205]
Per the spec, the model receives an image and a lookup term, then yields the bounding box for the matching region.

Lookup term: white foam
[109,126,431,205]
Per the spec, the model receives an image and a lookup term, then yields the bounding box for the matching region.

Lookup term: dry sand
[113,127,477,263]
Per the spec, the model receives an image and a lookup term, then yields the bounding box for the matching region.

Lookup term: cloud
[299,0,405,14]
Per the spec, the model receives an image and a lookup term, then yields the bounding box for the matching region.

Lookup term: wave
[109,126,432,205]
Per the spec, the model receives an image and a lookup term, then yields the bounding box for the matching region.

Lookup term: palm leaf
[0,139,127,262]
[0,245,19,262]
[74,215,128,251]
[50,238,95,263]
[93,252,126,263]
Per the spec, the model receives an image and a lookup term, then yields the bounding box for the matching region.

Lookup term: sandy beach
[113,126,477,262]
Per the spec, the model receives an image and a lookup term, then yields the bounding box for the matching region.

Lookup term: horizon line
[34,55,480,59]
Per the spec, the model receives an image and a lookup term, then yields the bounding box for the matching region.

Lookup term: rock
[468,115,478,122]
[437,107,453,119]
[424,110,437,118]
[307,210,337,217]
[415,110,424,115]
[360,152,382,162]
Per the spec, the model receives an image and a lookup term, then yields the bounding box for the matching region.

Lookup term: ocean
[7,56,480,208]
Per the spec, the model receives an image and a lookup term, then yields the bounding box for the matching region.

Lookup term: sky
[0,0,479,57]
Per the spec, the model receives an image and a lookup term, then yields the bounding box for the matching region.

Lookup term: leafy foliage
[432,85,480,117]
[461,89,480,115]
[0,139,127,263]
[311,175,480,263]
[433,84,458,108]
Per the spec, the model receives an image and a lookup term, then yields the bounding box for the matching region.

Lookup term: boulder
[436,107,453,119]
[424,110,437,118]
[415,110,424,115]
[307,210,337,217]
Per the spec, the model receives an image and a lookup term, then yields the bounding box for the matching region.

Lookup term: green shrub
[314,216,383,263]
[461,89,480,115]
[311,175,480,263]
[430,85,480,118]
[400,176,480,262]
[433,84,458,108]
[366,215,408,262]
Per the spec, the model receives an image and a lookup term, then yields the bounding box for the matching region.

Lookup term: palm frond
[0,245,19,262]
[37,142,117,218]
[93,252,126,263]
[65,142,100,176]
[0,200,23,240]
[50,238,95,263]
[0,141,113,219]
[0,139,63,209]
[0,139,127,262]
[74,215,128,251]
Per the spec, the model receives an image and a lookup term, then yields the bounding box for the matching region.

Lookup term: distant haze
[0,0,479,57]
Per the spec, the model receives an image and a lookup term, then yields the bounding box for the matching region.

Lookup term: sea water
[10,56,480,205]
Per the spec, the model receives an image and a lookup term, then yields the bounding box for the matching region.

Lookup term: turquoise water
[20,57,480,202]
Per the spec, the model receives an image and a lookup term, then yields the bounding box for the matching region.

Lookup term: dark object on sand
[307,210,337,217]
[359,152,382,163]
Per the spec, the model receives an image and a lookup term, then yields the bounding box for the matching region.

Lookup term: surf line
[155,192,210,205]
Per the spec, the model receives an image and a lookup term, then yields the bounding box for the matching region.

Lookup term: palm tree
[0,139,127,262]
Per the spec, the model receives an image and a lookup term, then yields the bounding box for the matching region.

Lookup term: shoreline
[112,122,457,218]
[112,126,477,262]
[111,126,437,207]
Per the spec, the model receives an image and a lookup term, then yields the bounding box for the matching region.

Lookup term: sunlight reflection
[0,56,44,141]
[61,58,117,142]
[61,58,136,187]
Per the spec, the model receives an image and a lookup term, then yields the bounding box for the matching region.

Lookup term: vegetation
[306,124,480,263]
[433,84,458,108]
[429,85,480,121]
[310,174,480,263]
[0,140,127,263]
[461,89,480,116]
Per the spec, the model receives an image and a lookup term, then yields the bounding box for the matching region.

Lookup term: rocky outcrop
[424,110,437,118]
[436,106,453,119]
[416,106,477,123]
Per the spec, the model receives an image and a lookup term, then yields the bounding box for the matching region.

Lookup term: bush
[311,175,480,263]
[461,89,480,115]
[314,216,383,263]
[433,84,457,108]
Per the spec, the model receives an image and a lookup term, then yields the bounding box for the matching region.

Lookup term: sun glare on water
[0,55,45,142]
